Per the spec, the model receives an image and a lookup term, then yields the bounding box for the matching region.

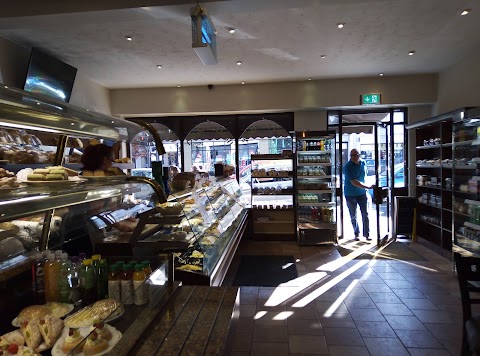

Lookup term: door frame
[328,108,408,242]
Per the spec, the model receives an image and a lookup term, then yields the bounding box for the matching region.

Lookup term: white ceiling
[0,0,479,89]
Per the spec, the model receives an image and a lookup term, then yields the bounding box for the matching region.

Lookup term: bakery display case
[171,178,249,285]
[250,154,295,239]
[452,107,480,257]
[295,131,337,245]
[0,86,240,355]
[0,87,193,356]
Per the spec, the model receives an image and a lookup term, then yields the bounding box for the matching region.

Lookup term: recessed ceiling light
[229,28,236,34]
[236,61,242,65]
[408,51,415,56]
[156,65,162,69]
[308,78,312,81]
[177,85,181,88]
[461,9,471,16]
[320,55,326,59]
[337,23,345,29]
[125,36,132,41]
[379,73,384,76]
[241,81,245,84]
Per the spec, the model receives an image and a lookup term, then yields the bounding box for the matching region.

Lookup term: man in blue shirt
[344,149,374,241]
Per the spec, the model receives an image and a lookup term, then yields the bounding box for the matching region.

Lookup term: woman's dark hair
[81,144,113,171]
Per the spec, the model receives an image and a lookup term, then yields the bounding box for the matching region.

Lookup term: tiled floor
[224,238,463,355]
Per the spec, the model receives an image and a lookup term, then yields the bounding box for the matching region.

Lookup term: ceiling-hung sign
[191,5,217,65]
[361,93,381,105]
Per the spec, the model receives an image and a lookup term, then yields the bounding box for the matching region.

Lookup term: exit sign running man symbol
[362,93,381,105]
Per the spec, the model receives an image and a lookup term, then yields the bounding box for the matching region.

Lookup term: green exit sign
[361,93,381,105]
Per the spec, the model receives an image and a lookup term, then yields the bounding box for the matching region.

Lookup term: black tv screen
[24,48,77,102]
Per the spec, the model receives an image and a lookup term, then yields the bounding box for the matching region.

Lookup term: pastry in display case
[168,179,248,285]
[250,154,295,239]
[295,131,337,245]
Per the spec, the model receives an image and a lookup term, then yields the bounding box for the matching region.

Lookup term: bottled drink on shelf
[68,256,82,307]
[32,253,45,304]
[133,264,148,305]
[44,253,59,302]
[58,253,71,303]
[82,259,96,305]
[97,259,109,300]
[142,260,153,278]
[108,265,121,303]
[121,265,134,305]
[91,254,101,290]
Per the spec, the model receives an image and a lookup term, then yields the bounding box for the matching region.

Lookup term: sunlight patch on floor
[292,259,369,308]
[317,241,375,272]
[263,272,329,307]
[323,279,358,317]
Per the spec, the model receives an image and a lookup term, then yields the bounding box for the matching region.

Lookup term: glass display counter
[0,85,184,354]
[165,178,249,285]
[249,154,295,239]
[295,131,337,244]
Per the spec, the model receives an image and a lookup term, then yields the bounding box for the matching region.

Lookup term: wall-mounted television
[23,48,77,103]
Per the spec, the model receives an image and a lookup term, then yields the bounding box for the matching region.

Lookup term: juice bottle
[141,260,153,278]
[108,265,121,303]
[58,253,71,303]
[121,265,134,305]
[97,259,108,300]
[44,253,59,302]
[91,254,101,289]
[82,259,96,305]
[133,264,147,305]
[32,253,45,304]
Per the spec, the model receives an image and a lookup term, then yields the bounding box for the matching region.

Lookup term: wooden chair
[454,252,480,356]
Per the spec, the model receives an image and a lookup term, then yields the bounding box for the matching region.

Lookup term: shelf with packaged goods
[251,174,293,179]
[416,164,442,169]
[418,219,441,229]
[298,162,332,167]
[455,139,480,146]
[417,201,442,210]
[297,175,333,179]
[298,222,336,230]
[453,243,480,257]
[297,150,332,154]
[295,131,336,245]
[298,189,334,194]
[417,185,442,190]
[416,145,442,150]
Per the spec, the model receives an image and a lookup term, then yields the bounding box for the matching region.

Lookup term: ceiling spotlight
[156,65,162,69]
[308,78,312,81]
[408,51,415,56]
[241,81,245,84]
[125,36,132,41]
[379,73,384,76]
[337,23,345,29]
[236,61,242,65]
[229,28,236,34]
[320,55,326,59]
[177,85,181,88]
[461,9,471,16]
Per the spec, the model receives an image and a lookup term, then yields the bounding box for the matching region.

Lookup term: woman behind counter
[81,143,124,176]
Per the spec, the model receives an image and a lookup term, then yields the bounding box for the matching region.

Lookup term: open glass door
[375,123,391,245]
